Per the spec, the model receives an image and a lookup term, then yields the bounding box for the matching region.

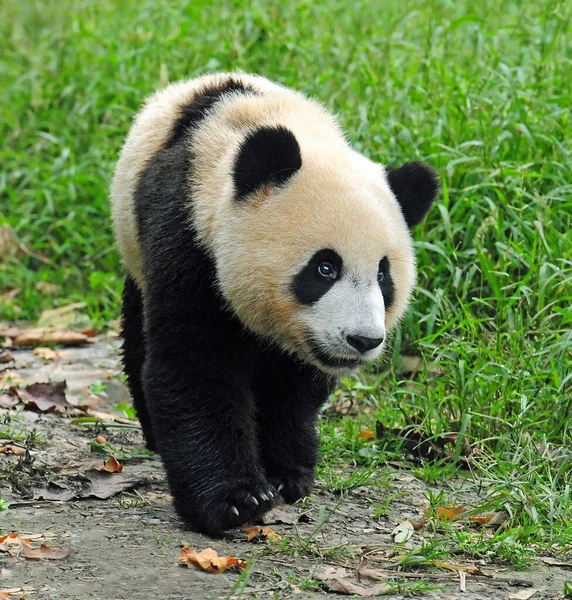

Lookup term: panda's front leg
[253,350,336,503]
[141,280,278,535]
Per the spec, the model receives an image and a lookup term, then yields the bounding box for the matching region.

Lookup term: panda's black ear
[233,126,302,200]
[386,162,440,228]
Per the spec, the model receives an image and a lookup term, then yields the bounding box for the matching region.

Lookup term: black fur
[124,82,332,536]
[171,78,256,145]
[378,256,395,310]
[291,249,342,305]
[121,275,155,451]
[233,126,302,200]
[386,162,439,228]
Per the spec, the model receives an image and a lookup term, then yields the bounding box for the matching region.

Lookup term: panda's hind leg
[121,274,156,452]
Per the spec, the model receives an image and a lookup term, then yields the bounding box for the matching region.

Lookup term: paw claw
[259,493,269,502]
[231,505,240,516]
[249,495,259,506]
[277,483,284,492]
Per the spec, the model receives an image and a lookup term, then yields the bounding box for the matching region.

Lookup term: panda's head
[213,126,439,375]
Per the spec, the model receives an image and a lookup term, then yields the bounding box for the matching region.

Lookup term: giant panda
[110,73,439,535]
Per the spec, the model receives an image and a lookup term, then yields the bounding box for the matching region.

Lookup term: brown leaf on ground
[0,393,19,408]
[22,543,71,561]
[359,428,375,439]
[243,526,280,542]
[98,455,124,473]
[430,561,489,576]
[435,506,468,520]
[178,546,246,573]
[0,533,43,547]
[11,381,71,413]
[95,435,107,444]
[32,347,62,361]
[0,444,25,456]
[11,328,91,347]
[468,511,509,527]
[32,482,78,502]
[316,566,392,596]
[539,556,572,568]
[0,351,14,364]
[79,469,143,499]
[0,534,48,558]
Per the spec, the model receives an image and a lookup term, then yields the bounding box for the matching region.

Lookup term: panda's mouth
[307,339,363,371]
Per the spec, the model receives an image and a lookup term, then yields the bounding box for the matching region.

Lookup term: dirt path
[0,341,568,599]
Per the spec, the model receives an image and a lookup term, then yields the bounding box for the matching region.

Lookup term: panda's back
[110,73,342,286]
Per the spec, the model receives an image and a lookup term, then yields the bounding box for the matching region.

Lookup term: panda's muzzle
[346,334,384,353]
[307,338,363,371]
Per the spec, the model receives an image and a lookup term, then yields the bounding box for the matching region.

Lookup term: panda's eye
[318,261,338,280]
[378,271,385,282]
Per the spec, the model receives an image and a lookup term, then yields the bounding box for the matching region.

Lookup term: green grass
[1,0,571,566]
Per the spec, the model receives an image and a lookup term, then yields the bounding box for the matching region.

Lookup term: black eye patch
[378,256,395,309]
[292,249,343,305]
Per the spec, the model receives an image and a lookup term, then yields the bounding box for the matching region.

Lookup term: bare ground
[0,340,568,599]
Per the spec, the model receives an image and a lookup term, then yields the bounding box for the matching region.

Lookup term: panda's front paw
[175,479,280,535]
[267,467,314,503]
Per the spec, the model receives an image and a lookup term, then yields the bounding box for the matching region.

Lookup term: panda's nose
[346,334,385,353]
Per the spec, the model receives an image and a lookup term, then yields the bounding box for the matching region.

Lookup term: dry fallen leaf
[392,521,414,543]
[95,435,107,444]
[468,511,509,527]
[79,469,143,499]
[32,347,62,361]
[178,546,246,573]
[316,566,392,597]
[99,455,124,473]
[0,351,14,364]
[430,561,488,576]
[243,526,280,542]
[412,514,428,530]
[7,328,90,347]
[22,543,71,561]
[435,506,468,520]
[539,556,572,568]
[0,533,43,547]
[0,393,18,408]
[0,444,25,456]
[359,428,375,440]
[11,381,71,413]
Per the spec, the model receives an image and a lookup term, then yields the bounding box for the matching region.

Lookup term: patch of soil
[0,341,568,599]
